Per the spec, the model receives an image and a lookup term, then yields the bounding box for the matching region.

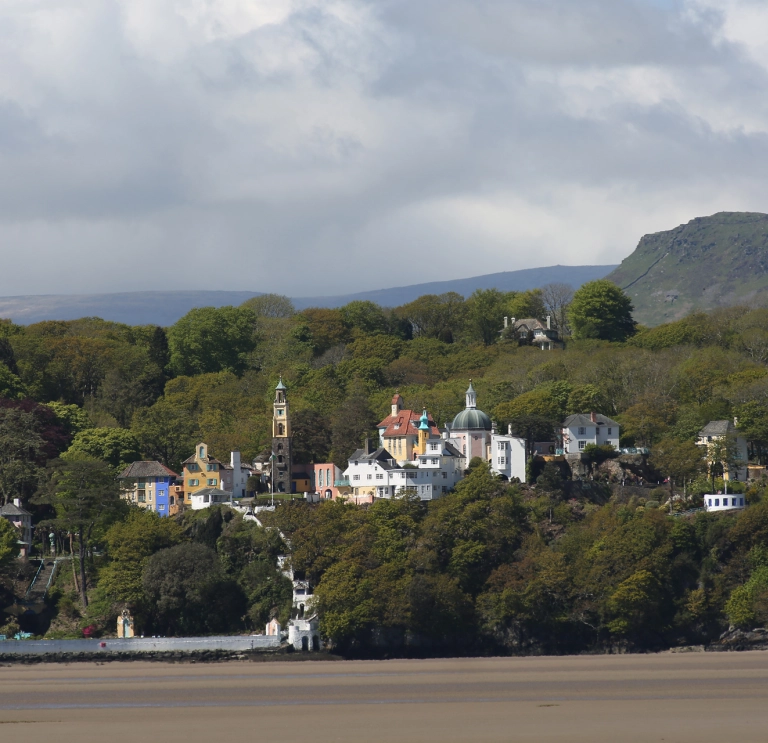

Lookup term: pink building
[311,463,350,500]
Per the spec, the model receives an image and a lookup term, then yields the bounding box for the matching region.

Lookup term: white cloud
[0,0,766,297]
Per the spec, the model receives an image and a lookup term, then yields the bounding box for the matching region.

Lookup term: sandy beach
[0,651,766,742]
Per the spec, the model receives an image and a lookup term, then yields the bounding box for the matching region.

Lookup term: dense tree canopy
[569,280,636,342]
[4,289,768,654]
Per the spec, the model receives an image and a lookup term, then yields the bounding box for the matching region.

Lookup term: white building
[562,413,620,454]
[189,487,231,510]
[704,493,746,512]
[293,579,316,618]
[490,427,527,481]
[343,437,464,501]
[0,499,32,557]
[288,617,322,651]
[220,451,253,499]
[697,420,749,482]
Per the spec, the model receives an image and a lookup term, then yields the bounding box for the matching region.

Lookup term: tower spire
[465,379,477,410]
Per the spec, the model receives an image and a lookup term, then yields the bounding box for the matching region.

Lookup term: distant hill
[606,212,768,326]
[0,265,616,326]
[291,265,615,310]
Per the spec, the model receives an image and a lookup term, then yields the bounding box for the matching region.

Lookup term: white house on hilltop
[697,420,749,482]
[490,427,527,481]
[562,413,620,454]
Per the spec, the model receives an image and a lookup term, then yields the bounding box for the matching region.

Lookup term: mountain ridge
[606,211,768,326]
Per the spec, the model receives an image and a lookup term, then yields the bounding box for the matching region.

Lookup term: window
[431,458,438,465]
[498,457,506,465]
[188,479,199,486]
[715,499,720,506]
[578,427,586,436]
[277,409,283,416]
[137,493,145,503]
[353,475,360,481]
[607,428,613,435]
[367,474,372,480]
[278,423,284,435]
[708,499,712,507]
[740,497,745,506]
[376,474,383,480]
[158,504,164,511]
[578,441,586,451]
[199,446,205,458]
[442,472,447,479]
[430,443,438,451]
[207,479,217,486]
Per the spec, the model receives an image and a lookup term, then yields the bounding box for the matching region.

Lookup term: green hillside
[607,212,768,326]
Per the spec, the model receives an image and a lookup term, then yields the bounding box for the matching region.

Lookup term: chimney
[13,498,20,508]
[508,424,512,436]
[546,315,551,330]
[510,317,516,326]
[590,412,597,423]
[364,437,373,455]
[503,316,508,329]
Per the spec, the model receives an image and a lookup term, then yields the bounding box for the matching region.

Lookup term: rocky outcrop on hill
[607,212,768,326]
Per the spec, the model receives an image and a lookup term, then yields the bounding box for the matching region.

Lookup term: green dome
[451,408,492,431]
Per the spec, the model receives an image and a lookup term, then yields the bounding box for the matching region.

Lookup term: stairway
[25,560,56,602]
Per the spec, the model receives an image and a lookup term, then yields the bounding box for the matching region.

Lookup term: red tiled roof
[377,409,440,437]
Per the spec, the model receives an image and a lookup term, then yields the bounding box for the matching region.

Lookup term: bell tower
[272,377,292,493]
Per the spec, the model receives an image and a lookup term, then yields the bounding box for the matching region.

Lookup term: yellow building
[182,443,224,499]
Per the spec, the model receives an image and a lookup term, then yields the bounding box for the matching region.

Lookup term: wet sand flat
[0,651,767,742]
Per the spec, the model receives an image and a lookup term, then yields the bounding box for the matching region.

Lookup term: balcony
[334,479,350,487]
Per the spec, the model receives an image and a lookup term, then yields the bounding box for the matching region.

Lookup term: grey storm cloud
[0,0,766,296]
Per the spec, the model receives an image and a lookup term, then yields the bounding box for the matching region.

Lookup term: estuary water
[0,652,767,742]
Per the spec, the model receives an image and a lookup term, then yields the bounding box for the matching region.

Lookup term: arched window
[199,446,205,458]
[278,423,284,435]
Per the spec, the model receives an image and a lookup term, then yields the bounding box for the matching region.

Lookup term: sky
[1,0,767,297]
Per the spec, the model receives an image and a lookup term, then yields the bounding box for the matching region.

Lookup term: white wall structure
[490,430,527,481]
[562,413,620,454]
[288,617,322,652]
[292,580,316,619]
[704,494,746,512]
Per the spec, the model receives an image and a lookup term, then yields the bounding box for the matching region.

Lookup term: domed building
[448,381,494,460]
